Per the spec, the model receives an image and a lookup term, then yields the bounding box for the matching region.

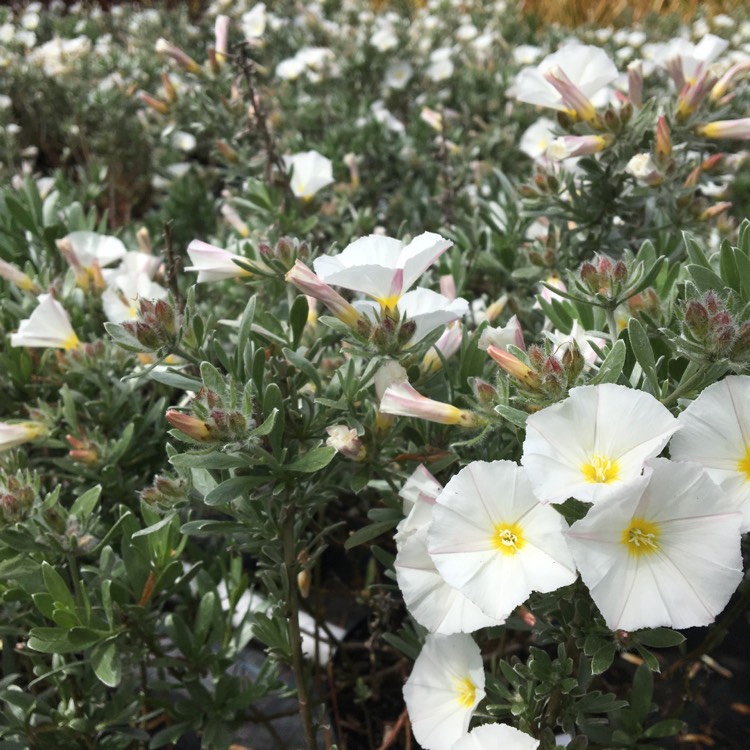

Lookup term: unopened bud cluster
[370,313,417,355]
[166,385,253,444]
[257,236,310,274]
[681,291,750,363]
[122,298,181,351]
[579,255,628,298]
[0,473,37,525]
[141,474,189,510]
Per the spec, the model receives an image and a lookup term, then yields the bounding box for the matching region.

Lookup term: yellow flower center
[376,294,400,312]
[492,522,525,556]
[454,676,476,708]
[737,446,750,480]
[63,333,81,350]
[621,518,661,557]
[581,454,620,484]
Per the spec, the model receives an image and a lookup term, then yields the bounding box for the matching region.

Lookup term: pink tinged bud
[676,68,718,121]
[326,425,367,461]
[138,91,169,115]
[421,323,463,375]
[697,201,732,221]
[439,274,457,301]
[379,381,484,427]
[155,37,202,75]
[625,153,662,186]
[544,66,598,124]
[710,60,750,101]
[161,72,177,103]
[343,152,360,189]
[214,15,230,61]
[696,118,750,141]
[547,134,612,160]
[0,258,39,292]
[486,346,538,387]
[285,260,363,328]
[216,140,239,163]
[220,203,250,238]
[627,61,643,108]
[185,240,252,283]
[165,410,211,441]
[655,115,672,162]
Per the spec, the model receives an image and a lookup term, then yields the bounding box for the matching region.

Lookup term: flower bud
[326,425,367,462]
[165,410,212,441]
[469,377,498,405]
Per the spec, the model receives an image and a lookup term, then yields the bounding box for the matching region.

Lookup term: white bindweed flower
[56,230,127,269]
[403,633,485,750]
[522,384,679,505]
[384,60,413,89]
[0,421,48,452]
[478,315,523,352]
[428,460,577,621]
[313,232,452,310]
[356,288,468,345]
[567,458,743,631]
[669,376,750,531]
[283,150,334,200]
[514,44,618,119]
[519,117,559,161]
[10,294,80,350]
[101,271,168,323]
[395,467,504,634]
[451,723,540,750]
[184,240,252,283]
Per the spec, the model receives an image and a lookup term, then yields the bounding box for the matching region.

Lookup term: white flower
[514,44,618,115]
[522,384,679,505]
[283,150,334,200]
[371,26,398,52]
[101,271,168,323]
[625,153,662,185]
[395,467,504,634]
[403,633,485,750]
[567,459,743,631]
[384,61,413,89]
[478,315,523,352]
[428,460,578,621]
[242,3,267,40]
[519,117,559,161]
[57,231,127,269]
[669,376,750,531]
[184,240,252,283]
[10,294,80,350]
[452,723,540,750]
[356,288,468,346]
[0,421,48,452]
[313,232,452,309]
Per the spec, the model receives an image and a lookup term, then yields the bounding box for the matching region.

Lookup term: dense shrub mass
[0,1,749,749]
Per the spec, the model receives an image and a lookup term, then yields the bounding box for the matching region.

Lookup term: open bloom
[356,288,468,346]
[395,467,503,634]
[185,240,252,283]
[313,232,452,311]
[428,460,577,621]
[567,459,743,631]
[283,150,334,200]
[403,633,485,750]
[513,44,618,121]
[669,376,750,531]
[10,294,80,350]
[522,384,679,504]
[452,723,539,750]
[0,421,48,452]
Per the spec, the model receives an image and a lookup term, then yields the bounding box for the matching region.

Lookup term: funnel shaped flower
[403,633,485,750]
[185,240,253,283]
[567,459,743,631]
[57,231,127,269]
[395,468,504,634]
[514,44,617,114]
[0,421,48,452]
[452,723,540,750]
[522,384,679,504]
[313,232,452,310]
[669,376,750,531]
[283,150,334,200]
[356,288,468,346]
[10,294,80,350]
[428,461,577,622]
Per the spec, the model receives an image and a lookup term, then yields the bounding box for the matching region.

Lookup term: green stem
[605,305,619,347]
[660,365,707,407]
[170,346,202,366]
[66,554,86,605]
[281,502,317,750]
